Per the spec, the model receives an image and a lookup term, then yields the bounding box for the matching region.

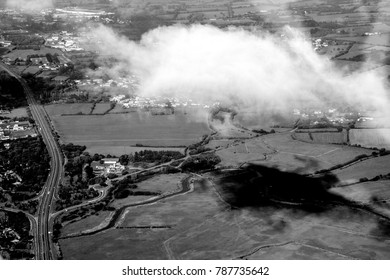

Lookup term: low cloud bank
[89,24,390,126]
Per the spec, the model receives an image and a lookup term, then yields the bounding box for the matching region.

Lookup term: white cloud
[89,24,390,126]
[6,0,53,11]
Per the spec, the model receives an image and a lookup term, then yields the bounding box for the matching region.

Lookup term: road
[0,63,63,260]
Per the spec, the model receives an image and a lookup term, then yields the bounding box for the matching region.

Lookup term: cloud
[6,0,53,11]
[88,23,390,127]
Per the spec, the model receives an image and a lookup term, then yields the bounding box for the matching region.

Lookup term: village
[0,119,37,142]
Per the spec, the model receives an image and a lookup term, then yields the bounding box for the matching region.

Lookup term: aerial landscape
[1,0,390,261]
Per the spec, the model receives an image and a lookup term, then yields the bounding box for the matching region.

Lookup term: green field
[47,106,211,149]
[2,47,64,61]
[292,131,348,144]
[216,138,274,167]
[259,132,372,173]
[332,155,390,182]
[86,146,185,156]
[0,107,28,118]
[336,34,390,46]
[60,176,390,259]
[61,211,114,237]
[59,179,223,259]
[350,129,390,149]
[110,174,187,209]
[332,181,390,204]
[45,103,93,116]
[91,103,111,114]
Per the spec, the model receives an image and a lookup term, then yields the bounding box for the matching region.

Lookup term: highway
[0,62,63,260]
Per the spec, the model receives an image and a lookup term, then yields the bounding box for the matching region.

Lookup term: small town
[0,119,36,141]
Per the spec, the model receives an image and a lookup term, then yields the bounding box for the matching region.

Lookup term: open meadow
[331,181,390,204]
[91,103,111,114]
[2,47,64,61]
[86,146,185,156]
[59,176,390,259]
[350,129,390,149]
[0,107,28,118]
[215,138,274,167]
[61,211,114,237]
[332,155,390,182]
[110,173,187,209]
[292,130,348,144]
[241,132,373,173]
[46,105,211,152]
[45,103,93,116]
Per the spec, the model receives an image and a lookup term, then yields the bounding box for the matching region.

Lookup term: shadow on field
[215,163,342,211]
[211,163,390,238]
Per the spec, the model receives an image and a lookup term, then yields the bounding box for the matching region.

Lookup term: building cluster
[312,38,329,51]
[110,94,209,110]
[0,170,22,185]
[0,37,12,47]
[363,32,381,36]
[0,120,36,141]
[0,227,21,244]
[293,107,362,126]
[49,8,115,21]
[75,76,139,90]
[44,31,84,52]
[91,158,125,176]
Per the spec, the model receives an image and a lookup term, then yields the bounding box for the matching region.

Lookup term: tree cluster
[0,71,26,110]
[0,136,50,203]
[119,150,184,165]
[181,153,221,172]
[0,211,34,259]
[56,143,99,211]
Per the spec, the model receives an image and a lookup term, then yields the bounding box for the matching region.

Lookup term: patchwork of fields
[60,176,390,260]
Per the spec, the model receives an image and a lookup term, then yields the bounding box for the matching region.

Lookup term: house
[91,158,125,175]
[102,158,119,165]
[0,40,12,47]
[91,161,105,174]
[52,75,69,84]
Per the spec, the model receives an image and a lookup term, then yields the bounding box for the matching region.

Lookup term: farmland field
[292,131,348,144]
[2,47,64,61]
[318,44,351,59]
[216,146,267,167]
[110,174,187,209]
[331,181,390,204]
[311,13,371,23]
[335,34,390,46]
[61,211,114,237]
[45,103,93,116]
[86,146,185,156]
[60,177,390,259]
[263,132,346,157]
[0,107,28,118]
[48,108,211,148]
[332,155,390,182]
[205,139,234,150]
[216,138,274,167]
[332,60,379,74]
[259,132,372,173]
[91,103,111,114]
[350,129,390,149]
[135,173,187,194]
[109,104,137,114]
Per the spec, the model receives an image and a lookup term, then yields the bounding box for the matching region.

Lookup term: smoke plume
[6,0,53,11]
[88,23,390,125]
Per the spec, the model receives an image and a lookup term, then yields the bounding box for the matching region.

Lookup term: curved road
[0,63,63,260]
